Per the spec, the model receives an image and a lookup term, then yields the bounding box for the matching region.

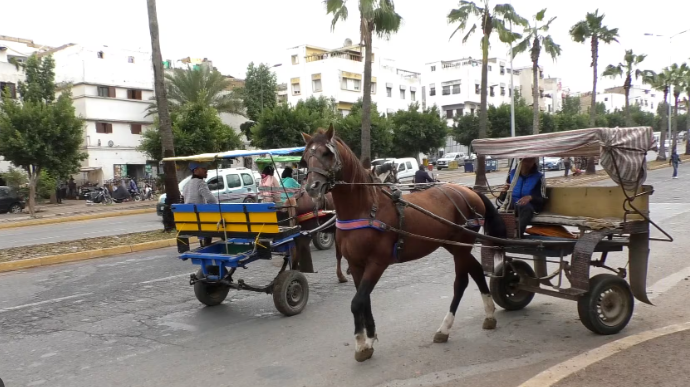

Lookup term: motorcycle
[129,189,142,202]
[86,186,113,205]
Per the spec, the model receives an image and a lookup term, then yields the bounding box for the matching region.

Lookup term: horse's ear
[325,124,335,141]
[301,132,312,144]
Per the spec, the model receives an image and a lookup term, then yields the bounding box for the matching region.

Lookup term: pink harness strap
[336,218,387,231]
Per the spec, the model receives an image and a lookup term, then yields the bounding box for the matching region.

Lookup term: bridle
[301,140,342,190]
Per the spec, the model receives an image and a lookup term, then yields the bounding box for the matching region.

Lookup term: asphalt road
[0,213,161,249]
[1,166,689,387]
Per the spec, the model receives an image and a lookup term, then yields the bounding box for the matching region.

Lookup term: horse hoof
[433,332,449,343]
[354,348,374,362]
[338,276,348,283]
[482,318,497,330]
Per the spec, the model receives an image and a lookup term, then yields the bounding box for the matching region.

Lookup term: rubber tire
[273,270,309,316]
[577,274,634,335]
[490,260,536,311]
[193,269,230,306]
[9,203,22,214]
[312,231,334,250]
[133,194,142,202]
[243,196,256,203]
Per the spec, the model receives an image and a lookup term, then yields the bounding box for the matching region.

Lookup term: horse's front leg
[350,262,385,362]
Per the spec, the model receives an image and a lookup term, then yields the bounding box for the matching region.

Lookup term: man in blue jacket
[502,157,546,238]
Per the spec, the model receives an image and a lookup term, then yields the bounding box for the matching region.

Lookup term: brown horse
[300,126,506,362]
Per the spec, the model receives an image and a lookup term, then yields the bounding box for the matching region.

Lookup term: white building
[0,35,53,173]
[45,43,157,183]
[515,66,562,113]
[280,41,421,116]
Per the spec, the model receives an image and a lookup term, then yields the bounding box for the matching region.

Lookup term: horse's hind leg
[467,253,497,330]
[350,262,386,362]
[335,241,348,283]
[434,249,470,343]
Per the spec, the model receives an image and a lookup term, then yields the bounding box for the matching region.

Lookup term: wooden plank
[542,185,651,220]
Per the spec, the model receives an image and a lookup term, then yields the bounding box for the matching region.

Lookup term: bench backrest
[172,202,281,234]
[541,185,651,220]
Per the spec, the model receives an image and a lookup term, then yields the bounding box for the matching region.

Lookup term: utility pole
[509,17,516,137]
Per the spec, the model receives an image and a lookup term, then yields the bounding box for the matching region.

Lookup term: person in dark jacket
[502,157,547,238]
[670,150,681,179]
[413,165,434,184]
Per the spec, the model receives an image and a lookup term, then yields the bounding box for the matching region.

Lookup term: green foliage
[36,170,56,200]
[451,114,481,148]
[390,104,448,158]
[238,62,278,122]
[1,167,28,189]
[335,101,392,158]
[250,99,330,149]
[240,121,255,141]
[561,96,581,115]
[139,102,242,161]
[487,98,533,137]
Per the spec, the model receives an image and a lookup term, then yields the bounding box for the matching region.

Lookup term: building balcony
[306,50,362,63]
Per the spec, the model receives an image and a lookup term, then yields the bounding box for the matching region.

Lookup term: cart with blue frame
[164,147,330,316]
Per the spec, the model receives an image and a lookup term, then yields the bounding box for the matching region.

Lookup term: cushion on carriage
[172,202,293,235]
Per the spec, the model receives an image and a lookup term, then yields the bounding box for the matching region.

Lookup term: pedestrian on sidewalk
[563,157,571,178]
[670,150,681,179]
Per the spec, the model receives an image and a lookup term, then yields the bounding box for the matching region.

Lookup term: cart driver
[501,157,547,238]
[184,162,218,247]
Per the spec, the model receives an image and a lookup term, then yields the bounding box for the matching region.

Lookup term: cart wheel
[577,274,634,335]
[490,260,536,311]
[312,231,334,250]
[273,270,309,316]
[193,269,230,307]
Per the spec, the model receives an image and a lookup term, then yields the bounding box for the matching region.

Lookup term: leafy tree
[451,113,482,148]
[238,62,278,122]
[147,66,244,117]
[0,55,86,216]
[335,101,392,158]
[139,102,242,164]
[561,95,581,115]
[0,167,27,190]
[642,70,671,160]
[512,9,561,134]
[487,98,533,138]
[602,50,649,126]
[447,0,526,185]
[326,0,402,164]
[667,63,689,153]
[390,104,448,159]
[240,121,255,141]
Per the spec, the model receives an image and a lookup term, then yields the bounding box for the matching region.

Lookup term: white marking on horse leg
[434,311,454,343]
[482,293,497,330]
[355,332,366,352]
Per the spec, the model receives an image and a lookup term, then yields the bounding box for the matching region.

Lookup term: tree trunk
[657,93,668,161]
[685,99,690,155]
[360,24,373,164]
[147,0,180,232]
[474,32,490,188]
[27,166,38,217]
[624,75,632,127]
[586,36,598,175]
[672,95,679,154]
[532,58,540,134]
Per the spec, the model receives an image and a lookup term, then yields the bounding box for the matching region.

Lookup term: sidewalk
[0,199,156,224]
[553,328,690,387]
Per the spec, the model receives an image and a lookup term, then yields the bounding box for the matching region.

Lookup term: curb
[0,238,177,273]
[519,321,690,387]
[0,207,157,230]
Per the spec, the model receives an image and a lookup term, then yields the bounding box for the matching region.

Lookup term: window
[386,87,392,97]
[489,86,495,97]
[539,89,544,98]
[207,176,225,191]
[291,55,299,65]
[97,51,104,59]
[604,97,608,102]
[226,174,241,189]
[96,122,113,134]
[0,82,17,99]
[406,161,413,170]
[470,108,475,116]
[400,89,406,99]
[312,79,322,92]
[0,187,8,198]
[98,86,116,98]
[341,77,361,91]
[500,87,505,96]
[127,89,143,100]
[475,84,480,95]
[456,109,462,116]
[292,82,301,95]
[431,65,436,72]
[452,84,460,94]
[130,124,142,134]
[429,85,436,96]
[128,56,135,63]
[411,91,416,101]
[398,163,406,171]
[488,65,492,72]
[371,82,377,94]
[500,65,505,75]
[241,173,254,186]
[442,85,450,95]
[446,110,453,119]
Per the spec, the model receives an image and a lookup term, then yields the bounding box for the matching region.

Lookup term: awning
[162,147,305,162]
[79,167,102,172]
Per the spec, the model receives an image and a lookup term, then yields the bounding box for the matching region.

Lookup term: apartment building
[576,86,670,116]
[515,66,561,113]
[281,40,421,116]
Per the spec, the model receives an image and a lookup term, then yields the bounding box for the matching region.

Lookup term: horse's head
[300,124,341,198]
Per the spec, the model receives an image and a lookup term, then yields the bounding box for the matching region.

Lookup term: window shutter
[109,87,116,98]
[9,83,16,99]
[136,90,142,100]
[107,123,113,133]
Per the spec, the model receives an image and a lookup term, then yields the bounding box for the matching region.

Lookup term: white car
[436,152,464,170]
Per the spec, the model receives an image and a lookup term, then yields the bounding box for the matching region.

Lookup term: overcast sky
[4,0,690,93]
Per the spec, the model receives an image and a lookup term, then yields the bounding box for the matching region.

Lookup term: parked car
[540,157,564,171]
[436,152,464,170]
[372,157,420,183]
[0,186,25,214]
[157,167,258,216]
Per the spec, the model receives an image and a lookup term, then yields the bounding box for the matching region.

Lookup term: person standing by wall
[563,157,571,178]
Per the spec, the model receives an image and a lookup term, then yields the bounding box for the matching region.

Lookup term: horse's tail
[477,192,507,238]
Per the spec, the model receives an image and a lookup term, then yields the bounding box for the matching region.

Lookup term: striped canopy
[471,127,657,191]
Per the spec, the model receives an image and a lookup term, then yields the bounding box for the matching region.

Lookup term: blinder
[303,139,342,190]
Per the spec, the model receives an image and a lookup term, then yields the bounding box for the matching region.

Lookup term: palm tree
[511,9,561,134]
[668,63,689,153]
[570,10,618,175]
[602,50,648,127]
[147,66,244,117]
[147,0,180,231]
[325,0,402,164]
[447,0,526,186]
[642,70,670,161]
[681,71,690,155]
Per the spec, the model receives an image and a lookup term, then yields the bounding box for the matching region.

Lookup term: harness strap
[391,189,406,261]
[336,218,388,231]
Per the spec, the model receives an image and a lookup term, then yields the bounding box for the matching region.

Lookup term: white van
[372,157,420,183]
